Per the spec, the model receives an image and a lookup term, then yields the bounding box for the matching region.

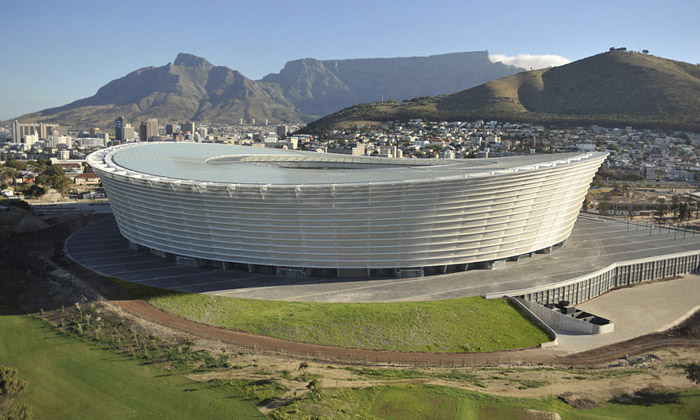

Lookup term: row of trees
[655,195,699,223]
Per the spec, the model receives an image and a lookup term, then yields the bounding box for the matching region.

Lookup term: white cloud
[489,53,572,70]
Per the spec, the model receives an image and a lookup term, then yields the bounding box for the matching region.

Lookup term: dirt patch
[13,211,50,234]
[669,310,700,339]
[558,392,597,409]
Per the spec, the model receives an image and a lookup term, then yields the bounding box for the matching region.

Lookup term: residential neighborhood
[1,119,699,217]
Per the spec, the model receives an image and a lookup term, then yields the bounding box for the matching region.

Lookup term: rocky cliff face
[260,51,522,116]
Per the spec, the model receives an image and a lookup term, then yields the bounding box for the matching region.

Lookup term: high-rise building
[11,121,61,142]
[276,125,289,138]
[181,122,195,136]
[47,135,72,148]
[115,117,137,142]
[11,121,21,143]
[23,133,39,148]
[139,119,159,142]
[96,132,110,144]
[165,124,179,135]
[114,116,126,141]
[124,126,135,141]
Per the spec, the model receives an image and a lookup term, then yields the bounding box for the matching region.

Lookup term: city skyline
[2,0,699,121]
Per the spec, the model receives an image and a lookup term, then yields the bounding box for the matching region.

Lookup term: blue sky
[2,0,699,121]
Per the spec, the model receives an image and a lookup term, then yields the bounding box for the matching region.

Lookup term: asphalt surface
[66,214,700,302]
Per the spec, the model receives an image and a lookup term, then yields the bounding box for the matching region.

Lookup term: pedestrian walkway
[556,275,700,353]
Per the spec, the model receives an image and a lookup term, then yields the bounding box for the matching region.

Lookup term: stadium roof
[91,142,607,186]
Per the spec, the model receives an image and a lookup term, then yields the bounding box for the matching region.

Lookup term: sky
[2,0,699,121]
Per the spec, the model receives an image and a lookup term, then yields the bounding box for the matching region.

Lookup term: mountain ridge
[305,51,700,132]
[7,51,524,128]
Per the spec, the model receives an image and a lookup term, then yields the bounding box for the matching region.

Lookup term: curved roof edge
[87,142,608,188]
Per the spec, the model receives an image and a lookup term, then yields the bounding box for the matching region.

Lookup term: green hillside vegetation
[114,279,551,353]
[0,312,263,419]
[273,384,700,420]
[306,51,700,132]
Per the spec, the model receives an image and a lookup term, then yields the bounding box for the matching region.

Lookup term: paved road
[66,215,700,302]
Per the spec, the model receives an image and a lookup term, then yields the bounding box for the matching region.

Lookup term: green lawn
[272,384,700,420]
[0,312,264,420]
[116,279,551,353]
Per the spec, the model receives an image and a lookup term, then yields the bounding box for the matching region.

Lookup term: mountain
[13,53,300,127]
[9,51,523,127]
[306,51,700,132]
[261,51,521,116]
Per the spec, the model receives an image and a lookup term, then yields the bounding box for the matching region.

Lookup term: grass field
[0,310,264,420]
[273,384,700,420]
[116,279,551,353]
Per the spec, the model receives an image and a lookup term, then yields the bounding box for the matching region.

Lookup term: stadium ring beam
[87,143,607,278]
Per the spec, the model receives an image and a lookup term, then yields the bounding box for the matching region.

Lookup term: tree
[36,165,71,196]
[689,200,698,221]
[0,366,26,401]
[3,159,27,171]
[671,195,681,222]
[0,167,19,184]
[654,198,668,223]
[306,379,322,399]
[685,363,700,384]
[0,365,33,420]
[16,184,45,198]
[679,202,689,222]
[40,165,65,178]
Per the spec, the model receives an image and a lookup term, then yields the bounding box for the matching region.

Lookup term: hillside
[9,51,522,128]
[306,51,700,132]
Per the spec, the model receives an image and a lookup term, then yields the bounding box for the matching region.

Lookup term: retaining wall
[517,299,614,335]
[485,250,700,305]
[505,297,559,347]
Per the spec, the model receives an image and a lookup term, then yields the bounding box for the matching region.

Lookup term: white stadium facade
[87,143,607,278]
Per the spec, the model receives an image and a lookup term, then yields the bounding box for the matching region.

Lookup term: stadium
[86,143,607,278]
